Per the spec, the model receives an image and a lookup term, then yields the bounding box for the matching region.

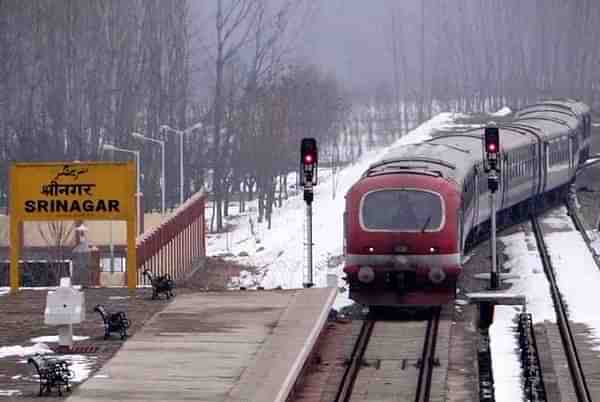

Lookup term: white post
[179,131,184,205]
[135,150,141,235]
[161,140,165,214]
[58,325,74,348]
[304,185,314,288]
[109,220,114,273]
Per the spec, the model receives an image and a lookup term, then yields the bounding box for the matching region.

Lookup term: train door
[569,135,575,171]
[542,142,549,192]
[531,144,538,199]
[500,153,508,209]
[473,168,480,226]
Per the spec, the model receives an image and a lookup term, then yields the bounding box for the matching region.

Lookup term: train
[343,99,592,306]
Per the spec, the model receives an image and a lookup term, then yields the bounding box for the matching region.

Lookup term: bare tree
[37,221,75,284]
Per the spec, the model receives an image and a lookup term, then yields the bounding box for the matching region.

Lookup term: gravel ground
[0,257,253,401]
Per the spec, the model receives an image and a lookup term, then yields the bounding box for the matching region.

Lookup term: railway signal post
[484,125,500,290]
[300,138,318,288]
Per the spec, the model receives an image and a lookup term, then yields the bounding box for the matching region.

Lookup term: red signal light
[300,137,318,186]
[484,126,499,155]
[301,138,318,165]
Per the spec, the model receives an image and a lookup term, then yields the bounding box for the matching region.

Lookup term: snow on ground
[499,231,555,321]
[0,341,97,385]
[207,111,467,310]
[490,305,522,402]
[30,335,90,343]
[489,106,512,117]
[0,286,81,295]
[57,354,97,383]
[0,343,52,359]
[495,205,600,399]
[543,207,600,349]
[0,390,21,397]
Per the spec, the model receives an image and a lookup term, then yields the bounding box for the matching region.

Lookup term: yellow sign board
[9,161,137,293]
[10,162,134,221]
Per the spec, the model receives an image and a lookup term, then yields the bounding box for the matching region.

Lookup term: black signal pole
[484,125,500,290]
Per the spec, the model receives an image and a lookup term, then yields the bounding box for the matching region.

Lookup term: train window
[361,189,444,232]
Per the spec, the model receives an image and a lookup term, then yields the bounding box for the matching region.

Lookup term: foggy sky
[189,0,410,96]
[300,0,412,93]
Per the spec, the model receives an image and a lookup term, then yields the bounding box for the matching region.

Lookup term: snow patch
[490,305,522,401]
[30,335,90,343]
[0,390,21,397]
[0,343,52,358]
[61,354,97,383]
[499,231,555,322]
[543,210,600,348]
[489,106,512,117]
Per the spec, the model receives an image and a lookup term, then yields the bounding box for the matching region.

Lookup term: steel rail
[415,307,441,402]
[334,319,375,402]
[531,216,591,402]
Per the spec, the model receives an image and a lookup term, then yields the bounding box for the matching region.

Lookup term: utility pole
[419,0,425,124]
[300,138,318,288]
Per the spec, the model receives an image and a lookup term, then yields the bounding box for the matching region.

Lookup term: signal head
[301,138,318,165]
[300,137,318,187]
[484,126,499,154]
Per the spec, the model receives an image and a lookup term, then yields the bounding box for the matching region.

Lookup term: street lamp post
[132,132,165,215]
[160,122,203,206]
[102,143,141,234]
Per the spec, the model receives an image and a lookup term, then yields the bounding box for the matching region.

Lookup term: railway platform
[65,287,336,402]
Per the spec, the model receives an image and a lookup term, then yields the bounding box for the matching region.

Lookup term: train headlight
[428,267,446,284]
[358,266,375,283]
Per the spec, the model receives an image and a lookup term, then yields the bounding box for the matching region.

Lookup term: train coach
[343,99,591,306]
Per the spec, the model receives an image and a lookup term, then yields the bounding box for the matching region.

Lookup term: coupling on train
[343,99,592,306]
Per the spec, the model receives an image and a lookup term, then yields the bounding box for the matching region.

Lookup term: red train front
[343,171,461,306]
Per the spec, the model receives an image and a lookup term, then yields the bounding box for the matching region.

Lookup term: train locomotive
[343,99,592,306]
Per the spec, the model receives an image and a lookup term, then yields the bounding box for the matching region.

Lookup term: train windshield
[361,189,444,231]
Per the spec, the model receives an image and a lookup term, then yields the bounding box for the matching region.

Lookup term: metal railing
[136,191,206,285]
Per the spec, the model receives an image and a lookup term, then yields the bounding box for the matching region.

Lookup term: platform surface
[66,287,337,402]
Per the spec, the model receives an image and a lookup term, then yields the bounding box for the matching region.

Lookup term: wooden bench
[143,269,175,300]
[27,354,72,396]
[93,304,131,340]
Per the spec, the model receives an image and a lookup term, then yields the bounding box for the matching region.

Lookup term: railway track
[531,215,592,402]
[334,308,441,402]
